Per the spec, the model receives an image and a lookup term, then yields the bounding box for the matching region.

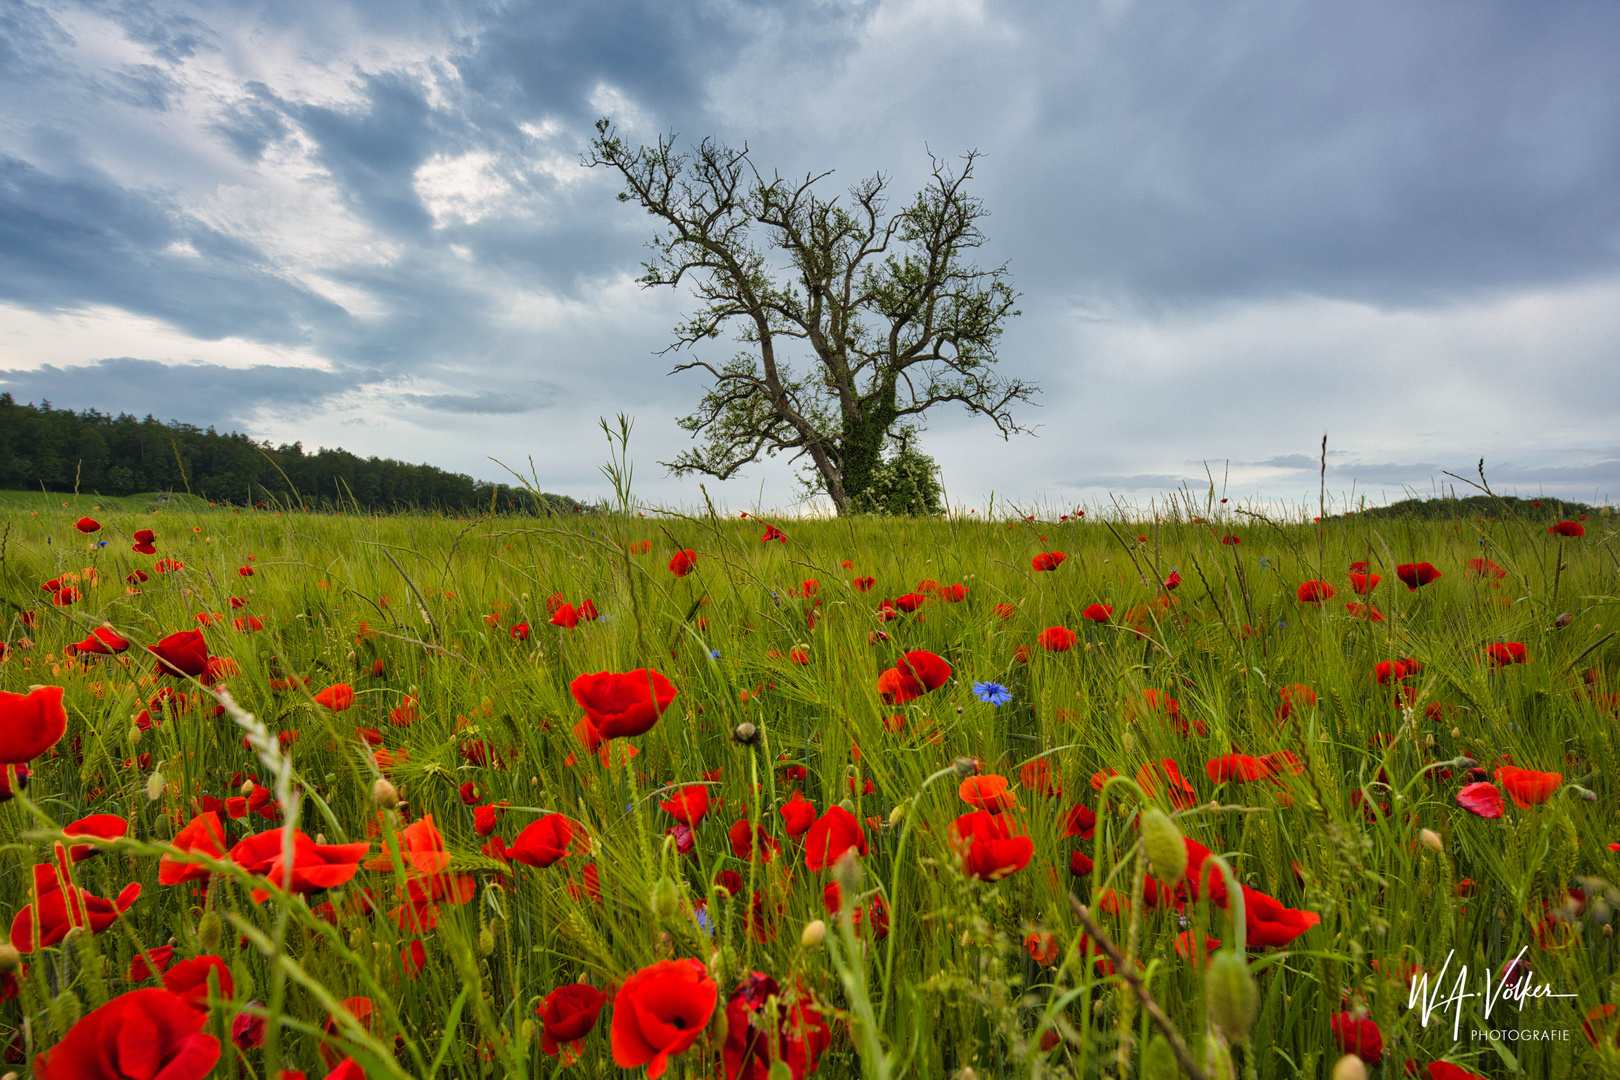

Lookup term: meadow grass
[1,490,1617,1079]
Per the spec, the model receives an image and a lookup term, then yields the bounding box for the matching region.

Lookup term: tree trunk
[836,387,897,515]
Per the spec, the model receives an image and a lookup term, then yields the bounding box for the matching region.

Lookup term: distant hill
[0,394,585,514]
[1343,494,1601,521]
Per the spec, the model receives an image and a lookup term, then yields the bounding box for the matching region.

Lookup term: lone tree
[586,121,1037,515]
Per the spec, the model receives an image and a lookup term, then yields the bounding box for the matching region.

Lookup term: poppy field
[1,491,1618,1080]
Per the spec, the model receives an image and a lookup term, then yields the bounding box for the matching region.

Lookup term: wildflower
[538,983,607,1059]
[611,959,717,1078]
[972,681,1012,705]
[33,988,220,1080]
[1396,562,1442,590]
[876,650,951,704]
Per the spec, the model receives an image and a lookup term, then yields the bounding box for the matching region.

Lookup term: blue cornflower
[709,649,721,660]
[695,905,713,936]
[972,681,1013,706]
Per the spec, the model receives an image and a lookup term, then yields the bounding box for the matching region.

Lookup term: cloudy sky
[3,0,1619,513]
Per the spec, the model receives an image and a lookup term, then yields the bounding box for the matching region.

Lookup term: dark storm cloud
[2,0,1619,506]
[0,153,350,344]
[0,358,362,429]
[996,1,1620,306]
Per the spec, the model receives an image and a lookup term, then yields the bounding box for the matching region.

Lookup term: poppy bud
[733,722,760,746]
[0,943,19,974]
[768,1063,793,1080]
[128,725,142,745]
[1205,951,1258,1042]
[953,757,979,777]
[520,1018,535,1045]
[1139,808,1187,886]
[373,778,400,810]
[1419,829,1443,852]
[314,833,326,845]
[889,802,907,826]
[839,798,856,815]
[145,771,166,802]
[239,779,254,797]
[801,919,827,947]
[478,927,496,956]
[51,989,82,1035]
[649,876,681,918]
[958,1070,978,1080]
[1451,727,1461,739]
[833,847,863,898]
[1331,1055,1367,1080]
[197,910,222,953]
[1142,1034,1177,1080]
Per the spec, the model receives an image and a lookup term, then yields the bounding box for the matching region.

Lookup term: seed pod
[1140,807,1187,886]
[1205,950,1259,1042]
[733,722,760,746]
[800,920,827,948]
[1141,1034,1178,1080]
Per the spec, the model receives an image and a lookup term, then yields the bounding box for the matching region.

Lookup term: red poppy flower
[851,576,875,592]
[728,820,780,863]
[1220,534,1241,545]
[538,982,607,1058]
[579,599,600,620]
[804,806,867,871]
[611,958,718,1078]
[760,524,787,544]
[1494,766,1561,808]
[0,685,68,763]
[1205,754,1267,783]
[1550,521,1586,537]
[959,774,1017,812]
[1031,552,1067,572]
[33,988,221,1080]
[1242,884,1320,947]
[1069,850,1094,876]
[313,684,354,711]
[992,602,1016,620]
[1020,758,1061,796]
[1395,562,1442,590]
[550,604,580,629]
[149,630,210,679]
[1487,642,1529,667]
[659,785,711,827]
[1296,580,1335,603]
[949,810,1034,881]
[228,829,370,900]
[876,650,951,704]
[1456,782,1504,818]
[894,592,927,613]
[569,669,678,738]
[163,956,234,1007]
[1349,572,1380,594]
[1061,804,1096,839]
[1465,557,1507,579]
[668,550,698,576]
[74,627,131,655]
[511,814,589,868]
[779,792,816,838]
[1135,758,1197,809]
[1038,626,1077,652]
[63,814,128,862]
[1163,569,1182,590]
[73,516,101,533]
[11,863,141,951]
[1080,603,1112,623]
[714,869,744,898]
[131,528,157,556]
[1330,1013,1384,1064]
[721,973,830,1080]
[161,812,227,885]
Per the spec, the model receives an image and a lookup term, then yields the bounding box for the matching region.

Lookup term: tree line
[0,395,581,514]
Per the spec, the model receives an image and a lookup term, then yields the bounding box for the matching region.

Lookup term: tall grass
[1,487,1616,1079]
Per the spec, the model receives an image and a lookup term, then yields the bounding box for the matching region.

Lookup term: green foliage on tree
[0,394,580,514]
[587,121,1037,515]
